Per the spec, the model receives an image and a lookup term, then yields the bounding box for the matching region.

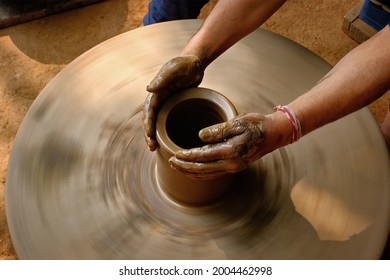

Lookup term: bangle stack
[274,105,302,143]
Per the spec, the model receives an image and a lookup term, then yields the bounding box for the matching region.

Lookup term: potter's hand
[143,55,204,151]
[169,113,265,180]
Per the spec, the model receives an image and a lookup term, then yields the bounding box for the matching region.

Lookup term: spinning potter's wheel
[6,20,390,259]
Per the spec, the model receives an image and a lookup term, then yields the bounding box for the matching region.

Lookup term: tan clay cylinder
[155,87,238,205]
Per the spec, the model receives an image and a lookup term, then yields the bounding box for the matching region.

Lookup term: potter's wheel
[6,20,390,259]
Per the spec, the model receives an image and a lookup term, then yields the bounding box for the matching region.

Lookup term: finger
[169,156,248,180]
[175,143,232,162]
[143,92,163,151]
[199,118,247,143]
[142,92,157,138]
[175,133,250,162]
[146,59,185,92]
[144,132,158,151]
[147,60,176,92]
[147,72,168,92]
[147,56,203,92]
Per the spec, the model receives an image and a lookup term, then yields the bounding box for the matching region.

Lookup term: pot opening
[165,98,225,149]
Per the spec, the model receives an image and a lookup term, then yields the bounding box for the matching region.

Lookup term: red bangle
[274,105,302,143]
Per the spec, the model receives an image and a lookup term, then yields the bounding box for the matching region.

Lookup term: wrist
[180,32,212,69]
[273,105,302,143]
[263,111,294,150]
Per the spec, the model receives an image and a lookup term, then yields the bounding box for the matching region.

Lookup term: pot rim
[155,87,238,155]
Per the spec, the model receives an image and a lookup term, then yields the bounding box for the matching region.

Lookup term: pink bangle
[274,105,302,143]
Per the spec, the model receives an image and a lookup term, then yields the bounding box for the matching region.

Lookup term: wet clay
[5,20,390,260]
[155,87,238,205]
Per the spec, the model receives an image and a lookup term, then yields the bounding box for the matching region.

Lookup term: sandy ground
[0,0,388,259]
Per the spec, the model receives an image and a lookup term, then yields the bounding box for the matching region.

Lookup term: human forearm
[163,21,390,180]
[287,25,390,136]
[181,0,287,66]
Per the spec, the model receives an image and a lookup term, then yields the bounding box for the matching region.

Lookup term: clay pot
[155,87,238,206]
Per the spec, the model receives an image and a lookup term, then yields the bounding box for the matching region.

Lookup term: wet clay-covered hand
[169,113,265,180]
[143,55,204,151]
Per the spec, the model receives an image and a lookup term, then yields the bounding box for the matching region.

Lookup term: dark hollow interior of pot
[165,98,226,149]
